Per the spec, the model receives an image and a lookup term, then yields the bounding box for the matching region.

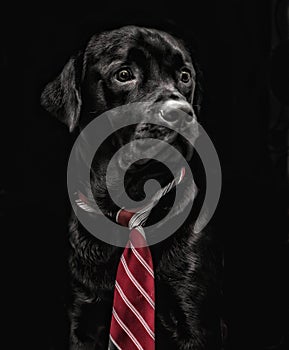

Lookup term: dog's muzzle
[158,100,195,128]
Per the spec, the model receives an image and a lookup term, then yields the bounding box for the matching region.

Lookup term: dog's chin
[122,140,192,203]
[124,163,171,202]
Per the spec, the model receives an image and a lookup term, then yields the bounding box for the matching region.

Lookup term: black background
[1,1,288,349]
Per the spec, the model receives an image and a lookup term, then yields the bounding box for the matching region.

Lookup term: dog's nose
[159,100,194,126]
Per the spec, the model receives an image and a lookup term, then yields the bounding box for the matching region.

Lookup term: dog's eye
[180,69,191,83]
[115,68,133,82]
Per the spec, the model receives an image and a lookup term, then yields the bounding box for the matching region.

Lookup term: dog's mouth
[123,161,174,202]
[91,122,195,205]
[119,133,193,170]
[121,135,192,202]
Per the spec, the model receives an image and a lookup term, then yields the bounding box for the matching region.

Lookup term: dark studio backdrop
[1,0,288,349]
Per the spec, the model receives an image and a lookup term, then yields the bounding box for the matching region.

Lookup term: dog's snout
[160,101,194,126]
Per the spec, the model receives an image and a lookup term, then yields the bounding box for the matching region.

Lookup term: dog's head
[41,25,201,210]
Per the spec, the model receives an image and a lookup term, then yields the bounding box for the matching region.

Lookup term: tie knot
[129,227,147,246]
[116,207,152,231]
[116,209,135,228]
[116,209,149,246]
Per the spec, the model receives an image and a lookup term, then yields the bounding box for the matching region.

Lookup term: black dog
[41,25,222,350]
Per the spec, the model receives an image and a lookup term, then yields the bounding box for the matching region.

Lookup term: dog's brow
[103,60,125,73]
[141,36,192,69]
[171,50,187,67]
[143,31,192,65]
[127,47,148,64]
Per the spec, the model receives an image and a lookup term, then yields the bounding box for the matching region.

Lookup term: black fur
[41,25,222,349]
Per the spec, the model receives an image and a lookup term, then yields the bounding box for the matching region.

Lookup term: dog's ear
[41,53,82,132]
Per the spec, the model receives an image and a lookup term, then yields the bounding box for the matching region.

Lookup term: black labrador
[41,25,222,350]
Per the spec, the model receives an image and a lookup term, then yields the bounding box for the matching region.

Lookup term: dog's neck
[74,167,187,225]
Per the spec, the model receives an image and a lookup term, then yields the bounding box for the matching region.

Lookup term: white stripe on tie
[112,308,144,350]
[130,242,154,278]
[120,256,155,309]
[115,281,155,340]
[109,335,122,350]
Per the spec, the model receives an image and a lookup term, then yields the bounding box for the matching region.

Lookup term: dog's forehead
[85,26,193,67]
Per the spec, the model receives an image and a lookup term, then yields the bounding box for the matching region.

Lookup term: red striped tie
[109,209,155,350]
[74,168,186,349]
